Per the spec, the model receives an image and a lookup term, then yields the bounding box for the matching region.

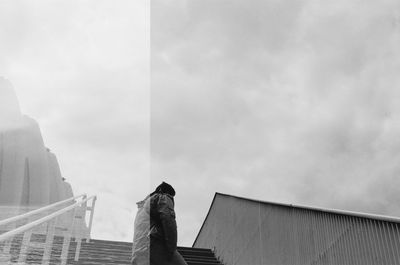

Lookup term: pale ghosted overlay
[0,0,149,242]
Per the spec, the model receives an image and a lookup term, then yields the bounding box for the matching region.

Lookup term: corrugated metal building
[194,193,400,265]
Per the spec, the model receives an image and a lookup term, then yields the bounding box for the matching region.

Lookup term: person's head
[154,181,176,197]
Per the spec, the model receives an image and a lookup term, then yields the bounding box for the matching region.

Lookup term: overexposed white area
[0,0,150,242]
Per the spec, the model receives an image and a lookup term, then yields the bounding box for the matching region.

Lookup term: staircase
[178,246,222,265]
[74,239,222,265]
[2,236,222,265]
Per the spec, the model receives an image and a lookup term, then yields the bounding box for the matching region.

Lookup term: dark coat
[150,193,177,255]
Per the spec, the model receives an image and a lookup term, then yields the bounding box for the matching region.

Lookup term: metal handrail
[0,194,87,227]
[0,195,94,242]
[0,195,97,265]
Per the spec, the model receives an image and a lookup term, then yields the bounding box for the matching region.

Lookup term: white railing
[0,194,97,265]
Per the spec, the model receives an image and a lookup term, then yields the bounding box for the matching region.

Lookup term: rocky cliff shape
[0,77,73,207]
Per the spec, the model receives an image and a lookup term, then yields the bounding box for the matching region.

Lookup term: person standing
[132,182,187,265]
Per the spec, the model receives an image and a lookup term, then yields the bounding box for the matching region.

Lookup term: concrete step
[2,236,223,264]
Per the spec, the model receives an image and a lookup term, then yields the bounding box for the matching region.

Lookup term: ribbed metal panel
[194,193,400,265]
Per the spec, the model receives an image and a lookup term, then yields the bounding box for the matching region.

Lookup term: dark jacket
[150,193,177,255]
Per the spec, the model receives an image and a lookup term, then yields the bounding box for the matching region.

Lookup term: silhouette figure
[132,182,187,265]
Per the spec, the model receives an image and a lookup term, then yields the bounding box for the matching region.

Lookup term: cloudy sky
[0,0,149,241]
[1,0,400,248]
[151,0,400,246]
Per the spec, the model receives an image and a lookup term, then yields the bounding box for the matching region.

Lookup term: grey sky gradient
[2,0,400,248]
[151,0,400,246]
[0,0,149,242]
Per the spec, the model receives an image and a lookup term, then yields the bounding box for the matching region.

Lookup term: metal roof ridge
[193,191,400,247]
[215,192,400,223]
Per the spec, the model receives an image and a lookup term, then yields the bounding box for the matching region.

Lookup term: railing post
[74,198,87,262]
[60,207,78,265]
[42,218,56,265]
[86,196,97,243]
[17,230,32,264]
[74,236,82,261]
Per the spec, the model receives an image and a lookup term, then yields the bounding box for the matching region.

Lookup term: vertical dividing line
[328,214,336,265]
[395,223,400,264]
[379,221,390,264]
[336,215,345,265]
[351,217,365,265]
[289,208,294,265]
[281,208,288,265]
[271,206,279,264]
[321,212,328,265]
[299,210,305,265]
[314,211,322,265]
[311,210,317,265]
[346,216,356,265]
[374,220,386,263]
[258,202,263,265]
[378,221,390,263]
[384,222,397,264]
[318,212,325,265]
[230,198,235,264]
[325,213,332,264]
[294,209,300,264]
[286,209,291,265]
[293,208,299,265]
[320,211,326,265]
[349,216,359,265]
[263,205,271,264]
[305,210,313,265]
[340,215,350,265]
[314,211,322,264]
[340,215,352,264]
[366,219,378,264]
[310,211,317,265]
[360,218,373,265]
[338,216,348,264]
[370,219,382,263]
[326,213,335,265]
[306,210,313,265]
[392,223,400,265]
[358,218,368,264]
[333,215,345,265]
[320,213,328,265]
[302,210,307,264]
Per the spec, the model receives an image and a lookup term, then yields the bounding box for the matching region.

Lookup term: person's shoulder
[151,193,172,199]
[151,193,174,206]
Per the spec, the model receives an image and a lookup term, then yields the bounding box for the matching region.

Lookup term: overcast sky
[151,0,400,246]
[0,0,149,242]
[1,0,400,248]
